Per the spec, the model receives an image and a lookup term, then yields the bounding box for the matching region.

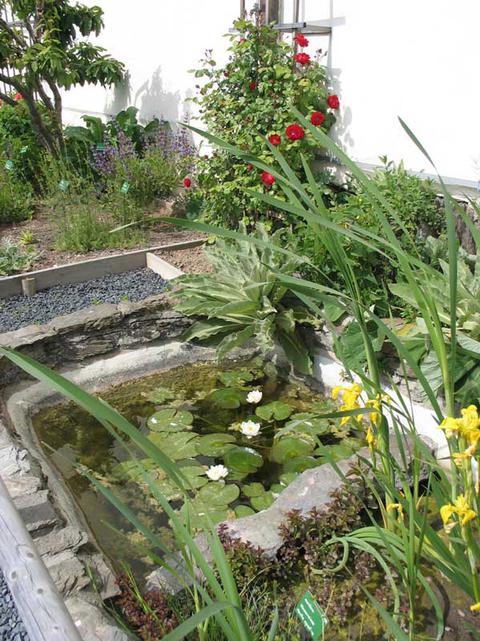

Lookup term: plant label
[96,142,105,151]
[59,179,70,192]
[121,181,130,194]
[5,160,13,171]
[20,145,28,154]
[294,591,328,641]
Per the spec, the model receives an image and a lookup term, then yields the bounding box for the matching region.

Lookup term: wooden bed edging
[0,476,83,641]
[0,238,203,299]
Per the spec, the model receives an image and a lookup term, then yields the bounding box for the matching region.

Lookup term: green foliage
[174,224,318,374]
[191,13,335,226]
[0,0,125,149]
[295,158,445,314]
[0,237,38,275]
[0,169,34,223]
[65,106,161,156]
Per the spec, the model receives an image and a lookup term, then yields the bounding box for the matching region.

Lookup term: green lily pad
[197,481,240,506]
[270,483,285,495]
[234,505,255,518]
[143,387,177,404]
[250,491,274,512]
[315,442,356,461]
[208,387,246,409]
[242,482,265,498]
[181,503,233,529]
[178,460,208,489]
[223,446,263,476]
[147,409,193,432]
[217,369,255,387]
[279,472,298,486]
[283,456,320,473]
[255,401,293,421]
[148,431,199,460]
[195,433,237,457]
[270,435,315,463]
[283,413,332,435]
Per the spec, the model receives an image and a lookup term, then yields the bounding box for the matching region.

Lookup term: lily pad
[178,460,208,489]
[208,387,246,409]
[223,446,263,476]
[242,482,266,498]
[181,503,234,529]
[197,481,240,506]
[195,433,237,457]
[270,435,315,463]
[283,413,332,435]
[250,491,274,512]
[270,483,285,496]
[234,505,255,518]
[283,455,320,473]
[279,472,298,486]
[255,401,293,421]
[315,442,356,461]
[217,369,255,387]
[147,409,194,432]
[148,431,199,460]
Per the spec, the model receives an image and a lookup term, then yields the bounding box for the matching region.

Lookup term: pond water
[32,358,364,577]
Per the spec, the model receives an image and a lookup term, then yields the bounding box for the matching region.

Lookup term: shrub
[191,11,337,226]
[0,170,34,224]
[295,158,445,314]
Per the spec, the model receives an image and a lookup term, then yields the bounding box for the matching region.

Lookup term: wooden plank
[0,238,204,299]
[146,253,184,279]
[0,476,83,641]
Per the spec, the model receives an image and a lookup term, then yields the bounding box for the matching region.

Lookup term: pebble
[0,268,168,333]
[0,571,29,641]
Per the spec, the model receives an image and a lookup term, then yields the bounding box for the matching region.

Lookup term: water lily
[240,420,261,438]
[246,390,263,404]
[205,464,228,481]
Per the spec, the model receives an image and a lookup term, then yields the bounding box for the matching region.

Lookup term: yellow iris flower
[440,494,477,532]
[332,383,363,426]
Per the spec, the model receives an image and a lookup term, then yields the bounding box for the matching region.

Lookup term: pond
[32,358,364,577]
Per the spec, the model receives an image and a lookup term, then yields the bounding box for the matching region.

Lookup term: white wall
[61,0,239,129]
[63,0,480,184]
[301,0,480,184]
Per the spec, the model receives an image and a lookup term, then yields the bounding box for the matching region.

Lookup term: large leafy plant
[174,224,318,374]
[191,11,336,226]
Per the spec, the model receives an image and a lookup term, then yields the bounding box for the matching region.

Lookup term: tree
[0,0,125,150]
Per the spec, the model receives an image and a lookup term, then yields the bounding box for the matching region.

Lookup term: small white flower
[205,464,229,481]
[151,417,157,424]
[240,420,261,439]
[246,390,263,404]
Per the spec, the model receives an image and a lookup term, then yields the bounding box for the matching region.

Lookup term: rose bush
[191,12,338,227]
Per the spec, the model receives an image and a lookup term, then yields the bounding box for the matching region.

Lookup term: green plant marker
[294,591,328,641]
[120,181,130,194]
[96,142,105,151]
[20,145,29,154]
[58,179,70,192]
[5,160,14,171]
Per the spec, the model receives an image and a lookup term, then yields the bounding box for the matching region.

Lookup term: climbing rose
[327,94,340,109]
[249,81,257,91]
[14,92,23,101]
[295,33,309,47]
[183,177,192,188]
[285,123,305,141]
[268,134,281,146]
[310,111,325,126]
[261,171,275,186]
[295,52,310,65]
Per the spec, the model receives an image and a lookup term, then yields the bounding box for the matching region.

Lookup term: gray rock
[43,550,90,596]
[14,490,59,533]
[65,596,132,641]
[33,526,88,558]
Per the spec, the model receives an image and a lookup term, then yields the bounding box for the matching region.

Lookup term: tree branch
[0,92,16,107]
[0,72,22,90]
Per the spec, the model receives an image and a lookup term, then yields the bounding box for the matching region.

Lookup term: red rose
[183,177,192,188]
[239,37,246,43]
[327,94,340,109]
[285,123,305,141]
[14,92,23,101]
[310,111,325,126]
[249,81,257,91]
[268,134,281,146]
[295,52,310,65]
[295,33,309,47]
[247,163,254,172]
[261,171,275,186]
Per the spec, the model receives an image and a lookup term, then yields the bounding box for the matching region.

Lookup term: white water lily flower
[246,390,263,404]
[240,420,261,439]
[151,417,158,424]
[205,464,229,481]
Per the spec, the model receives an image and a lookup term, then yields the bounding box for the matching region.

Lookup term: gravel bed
[0,571,29,641]
[0,268,168,333]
